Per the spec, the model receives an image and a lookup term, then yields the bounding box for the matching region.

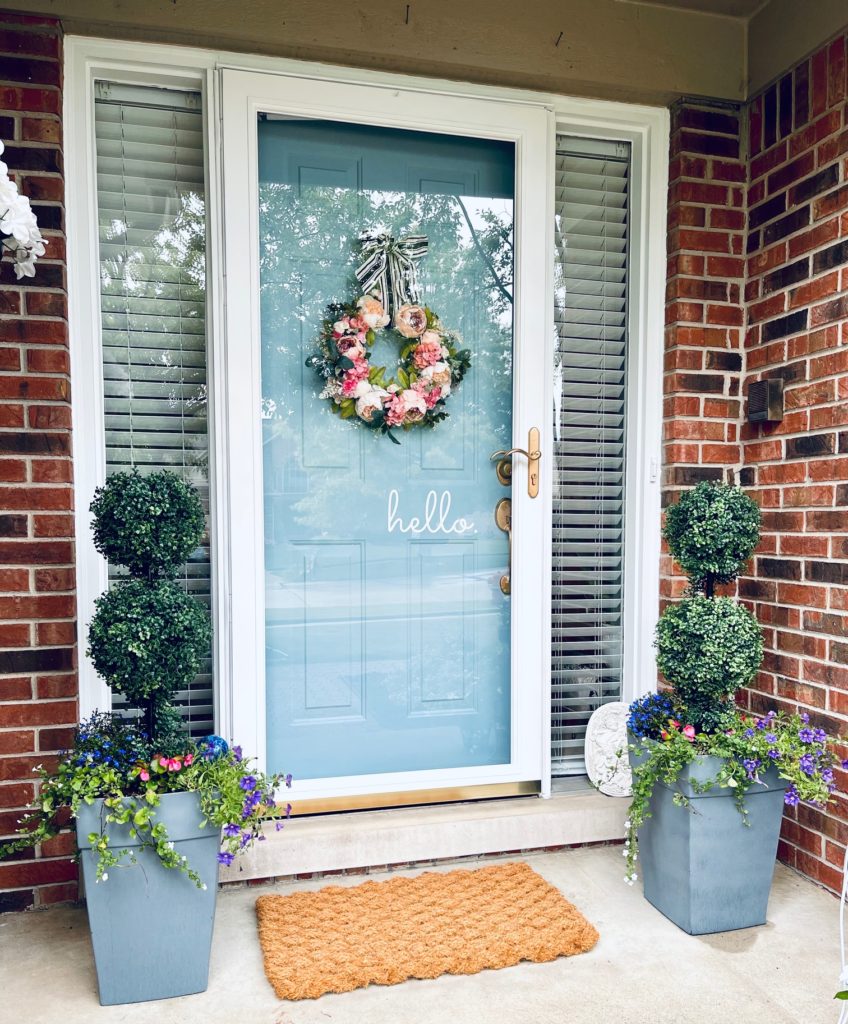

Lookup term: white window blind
[551,136,630,775]
[94,82,212,734]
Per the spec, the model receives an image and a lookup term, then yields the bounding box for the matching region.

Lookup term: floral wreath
[306,232,471,444]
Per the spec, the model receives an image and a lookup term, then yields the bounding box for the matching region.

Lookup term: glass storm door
[222,70,550,805]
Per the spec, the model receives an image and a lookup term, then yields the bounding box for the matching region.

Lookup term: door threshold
[291,780,541,816]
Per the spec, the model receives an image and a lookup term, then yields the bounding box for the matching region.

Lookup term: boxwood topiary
[87,578,212,709]
[655,595,763,732]
[90,469,205,579]
[663,480,760,595]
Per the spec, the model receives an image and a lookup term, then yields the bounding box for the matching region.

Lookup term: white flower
[622,850,628,857]
[13,250,36,280]
[355,387,389,423]
[1,192,37,244]
[0,176,18,208]
[624,819,631,828]
[332,320,348,335]
[201,883,208,891]
[353,379,374,399]
[726,777,738,788]
[101,873,108,882]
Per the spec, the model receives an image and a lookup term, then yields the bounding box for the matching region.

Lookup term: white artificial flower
[0,175,18,208]
[1,193,37,244]
[355,387,389,423]
[353,379,374,399]
[13,250,36,280]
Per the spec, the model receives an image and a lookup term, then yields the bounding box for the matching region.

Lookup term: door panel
[259,117,513,781]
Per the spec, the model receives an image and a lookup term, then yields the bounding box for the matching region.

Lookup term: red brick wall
[741,31,848,895]
[0,12,78,912]
[662,100,746,598]
[664,35,848,897]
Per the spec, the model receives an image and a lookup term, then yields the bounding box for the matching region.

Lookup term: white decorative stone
[585,701,632,798]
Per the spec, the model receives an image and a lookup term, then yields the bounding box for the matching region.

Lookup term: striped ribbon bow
[355,232,429,317]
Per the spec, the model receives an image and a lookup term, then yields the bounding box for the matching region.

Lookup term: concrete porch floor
[0,846,840,1024]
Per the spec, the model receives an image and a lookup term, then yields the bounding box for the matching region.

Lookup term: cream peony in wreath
[305,237,471,443]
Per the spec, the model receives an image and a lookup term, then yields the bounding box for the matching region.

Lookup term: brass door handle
[494,497,512,595]
[490,427,541,498]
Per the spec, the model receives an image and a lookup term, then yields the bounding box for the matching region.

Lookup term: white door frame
[221,68,553,802]
[64,36,667,805]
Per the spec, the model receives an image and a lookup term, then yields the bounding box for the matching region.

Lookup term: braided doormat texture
[256,860,599,1000]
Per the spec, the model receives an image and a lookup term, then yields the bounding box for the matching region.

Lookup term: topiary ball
[663,481,760,590]
[87,578,212,707]
[655,595,763,732]
[90,470,205,579]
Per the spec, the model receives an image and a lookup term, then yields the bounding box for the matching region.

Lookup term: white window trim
[64,36,667,789]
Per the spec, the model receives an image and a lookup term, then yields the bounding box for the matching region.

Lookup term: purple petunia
[813,728,827,744]
[239,775,257,791]
[744,728,755,739]
[765,733,777,744]
[217,851,235,866]
[799,728,814,744]
[743,757,761,780]
[223,823,241,838]
[800,712,810,724]
[799,753,816,777]
[767,747,780,760]
[822,768,834,785]
[784,784,800,807]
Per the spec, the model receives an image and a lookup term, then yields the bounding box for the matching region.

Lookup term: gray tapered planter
[630,746,787,935]
[77,790,220,1005]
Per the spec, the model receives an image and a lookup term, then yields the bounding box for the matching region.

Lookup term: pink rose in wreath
[394,304,428,338]
[336,336,364,358]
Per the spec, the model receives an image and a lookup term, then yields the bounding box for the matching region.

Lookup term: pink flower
[159,757,169,769]
[682,725,696,742]
[184,753,194,765]
[139,770,150,782]
[412,339,442,369]
[385,393,407,426]
[336,336,364,358]
[401,388,427,423]
[394,304,428,338]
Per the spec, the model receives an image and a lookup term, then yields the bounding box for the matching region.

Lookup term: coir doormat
[255,860,599,1000]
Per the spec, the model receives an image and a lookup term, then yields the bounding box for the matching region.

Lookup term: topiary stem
[704,573,715,598]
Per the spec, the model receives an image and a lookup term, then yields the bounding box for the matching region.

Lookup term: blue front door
[257,117,516,783]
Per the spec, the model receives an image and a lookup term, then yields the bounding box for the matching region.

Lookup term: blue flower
[765,733,776,743]
[200,735,229,760]
[799,753,816,776]
[784,784,800,807]
[217,851,235,866]
[799,728,814,743]
[767,747,780,760]
[239,775,257,791]
[223,823,241,838]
